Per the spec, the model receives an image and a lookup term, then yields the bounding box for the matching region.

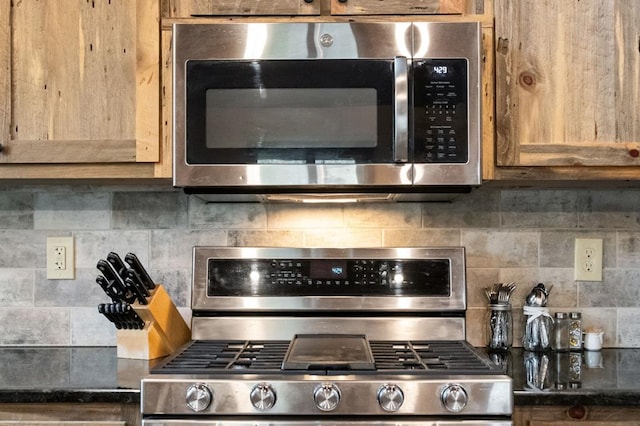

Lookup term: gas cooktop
[152,339,502,376]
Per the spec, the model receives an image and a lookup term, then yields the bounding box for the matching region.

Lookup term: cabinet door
[514,405,640,426]
[495,0,640,168]
[0,0,166,179]
[167,0,321,17]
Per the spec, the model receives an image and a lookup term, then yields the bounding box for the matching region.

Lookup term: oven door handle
[393,56,409,163]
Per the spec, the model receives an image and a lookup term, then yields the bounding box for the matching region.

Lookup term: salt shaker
[569,312,582,351]
[553,312,570,351]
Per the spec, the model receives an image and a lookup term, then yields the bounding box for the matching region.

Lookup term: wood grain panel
[0,403,139,425]
[0,1,9,147]
[182,0,320,16]
[12,0,136,142]
[495,0,640,167]
[331,0,464,15]
[0,140,136,164]
[515,405,640,426]
[135,0,161,163]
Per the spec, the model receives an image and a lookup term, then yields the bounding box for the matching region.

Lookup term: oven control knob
[440,384,468,413]
[313,383,341,411]
[186,383,213,412]
[250,383,277,410]
[377,384,404,412]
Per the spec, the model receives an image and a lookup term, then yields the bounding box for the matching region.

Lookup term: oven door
[173,22,411,189]
[143,419,512,425]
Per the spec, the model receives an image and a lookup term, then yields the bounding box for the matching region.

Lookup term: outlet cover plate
[46,236,75,280]
[574,238,603,281]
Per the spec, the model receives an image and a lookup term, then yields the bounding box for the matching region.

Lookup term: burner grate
[155,340,290,374]
[370,340,499,374]
[152,339,500,375]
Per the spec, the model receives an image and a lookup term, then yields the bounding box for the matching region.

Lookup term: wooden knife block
[116,284,191,360]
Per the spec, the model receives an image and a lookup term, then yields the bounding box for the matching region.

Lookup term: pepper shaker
[569,312,582,351]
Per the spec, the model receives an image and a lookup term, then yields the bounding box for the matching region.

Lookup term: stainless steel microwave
[173,22,482,202]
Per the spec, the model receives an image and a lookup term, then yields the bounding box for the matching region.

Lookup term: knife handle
[106,252,128,278]
[126,269,150,297]
[124,253,156,289]
[125,276,148,305]
[96,275,121,303]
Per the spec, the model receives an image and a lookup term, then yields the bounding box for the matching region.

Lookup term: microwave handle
[394,56,409,163]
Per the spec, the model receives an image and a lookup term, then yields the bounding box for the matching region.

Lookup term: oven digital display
[310,260,347,280]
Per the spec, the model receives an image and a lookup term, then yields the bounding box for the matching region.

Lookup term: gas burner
[153,339,502,376]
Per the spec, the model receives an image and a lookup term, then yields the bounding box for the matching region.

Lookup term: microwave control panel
[412,59,469,163]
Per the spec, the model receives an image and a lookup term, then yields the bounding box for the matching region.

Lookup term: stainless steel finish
[377,384,404,412]
[441,384,469,413]
[142,246,512,424]
[173,22,482,198]
[411,22,482,187]
[185,383,212,412]
[143,421,512,425]
[192,246,466,313]
[191,316,465,341]
[142,376,513,416]
[249,383,277,410]
[313,383,341,411]
[394,56,409,163]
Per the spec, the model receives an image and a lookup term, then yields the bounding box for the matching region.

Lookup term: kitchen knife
[125,275,148,305]
[97,259,135,304]
[99,303,122,329]
[106,252,128,279]
[123,303,145,329]
[126,268,150,297]
[124,253,156,290]
[96,275,122,303]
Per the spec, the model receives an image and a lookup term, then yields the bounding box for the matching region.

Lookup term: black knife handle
[125,276,148,305]
[124,253,156,289]
[97,260,135,303]
[126,269,150,297]
[96,275,121,302]
[106,252,128,278]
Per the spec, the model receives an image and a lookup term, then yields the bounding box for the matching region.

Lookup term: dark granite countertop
[0,347,150,404]
[2,346,640,407]
[489,348,640,406]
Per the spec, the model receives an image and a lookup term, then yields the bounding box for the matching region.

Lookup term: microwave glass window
[205,88,377,149]
[185,59,394,164]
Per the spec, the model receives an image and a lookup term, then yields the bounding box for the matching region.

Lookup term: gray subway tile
[0,308,69,345]
[578,190,640,229]
[112,191,188,230]
[34,192,110,230]
[0,192,34,229]
[501,190,579,228]
[0,269,34,307]
[462,230,539,268]
[189,199,266,229]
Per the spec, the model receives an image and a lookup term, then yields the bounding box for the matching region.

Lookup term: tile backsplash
[1,184,639,348]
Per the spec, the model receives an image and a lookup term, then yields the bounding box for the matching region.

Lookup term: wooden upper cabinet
[0,0,168,179]
[330,0,465,15]
[166,0,321,17]
[495,0,640,170]
[164,0,482,17]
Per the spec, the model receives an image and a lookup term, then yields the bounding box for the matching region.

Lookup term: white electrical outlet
[46,236,75,279]
[574,238,603,281]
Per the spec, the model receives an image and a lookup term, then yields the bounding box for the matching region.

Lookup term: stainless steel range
[141,247,512,425]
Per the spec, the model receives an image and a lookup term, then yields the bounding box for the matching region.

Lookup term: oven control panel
[207,257,451,297]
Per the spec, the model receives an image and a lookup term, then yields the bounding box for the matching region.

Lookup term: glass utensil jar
[523,306,554,351]
[487,304,513,351]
